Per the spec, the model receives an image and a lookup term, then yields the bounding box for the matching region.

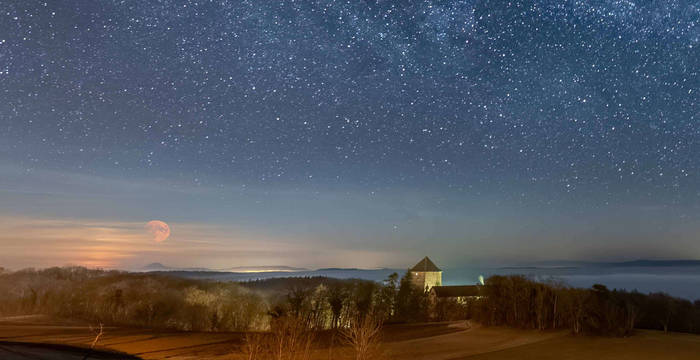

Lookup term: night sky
[0,1,698,269]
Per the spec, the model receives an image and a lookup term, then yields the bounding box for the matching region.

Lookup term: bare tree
[276,316,315,360]
[81,322,103,360]
[340,315,383,360]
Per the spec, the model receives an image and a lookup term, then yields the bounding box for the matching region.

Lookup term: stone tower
[410,256,442,291]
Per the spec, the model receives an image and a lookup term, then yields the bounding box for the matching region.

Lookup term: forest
[1,267,699,337]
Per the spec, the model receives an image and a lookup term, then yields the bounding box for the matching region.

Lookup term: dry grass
[242,316,315,360]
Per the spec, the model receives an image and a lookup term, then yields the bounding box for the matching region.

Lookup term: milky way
[0,1,698,266]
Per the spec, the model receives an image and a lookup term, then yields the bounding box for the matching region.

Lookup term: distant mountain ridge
[500,259,700,269]
[142,263,212,272]
[139,264,399,283]
[221,265,308,272]
[141,263,308,272]
[606,259,700,267]
[143,260,700,274]
[142,262,169,270]
[316,267,391,271]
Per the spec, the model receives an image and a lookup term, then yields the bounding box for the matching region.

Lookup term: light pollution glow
[1,163,700,270]
[0,215,396,270]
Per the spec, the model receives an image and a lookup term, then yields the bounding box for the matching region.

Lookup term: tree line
[2,267,699,337]
[0,267,433,332]
[0,266,267,331]
[259,271,700,337]
[473,275,700,336]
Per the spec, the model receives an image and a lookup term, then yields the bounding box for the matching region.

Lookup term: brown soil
[1,316,699,359]
[460,330,700,360]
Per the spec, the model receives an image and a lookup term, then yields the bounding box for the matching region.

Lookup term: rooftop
[410,256,441,272]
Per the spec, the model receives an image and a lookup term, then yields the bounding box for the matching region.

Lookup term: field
[0,317,700,360]
[2,316,700,359]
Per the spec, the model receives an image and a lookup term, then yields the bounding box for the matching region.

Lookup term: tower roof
[410,256,441,272]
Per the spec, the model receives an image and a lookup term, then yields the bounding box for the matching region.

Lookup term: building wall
[411,271,442,291]
[425,271,442,289]
[411,271,425,289]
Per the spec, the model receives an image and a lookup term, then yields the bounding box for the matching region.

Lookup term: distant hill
[606,259,700,267]
[316,267,391,271]
[502,259,700,269]
[499,266,579,270]
[145,267,399,283]
[141,263,212,272]
[220,265,308,272]
[141,263,308,273]
[142,262,170,271]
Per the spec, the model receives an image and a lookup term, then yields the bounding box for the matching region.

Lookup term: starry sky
[0,1,698,270]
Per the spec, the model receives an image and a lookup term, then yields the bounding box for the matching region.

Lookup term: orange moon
[145,220,170,243]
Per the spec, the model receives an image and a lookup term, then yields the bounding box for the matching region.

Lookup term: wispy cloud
[0,216,284,269]
[0,215,402,270]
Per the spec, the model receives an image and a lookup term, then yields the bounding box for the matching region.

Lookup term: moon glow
[146,220,170,243]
